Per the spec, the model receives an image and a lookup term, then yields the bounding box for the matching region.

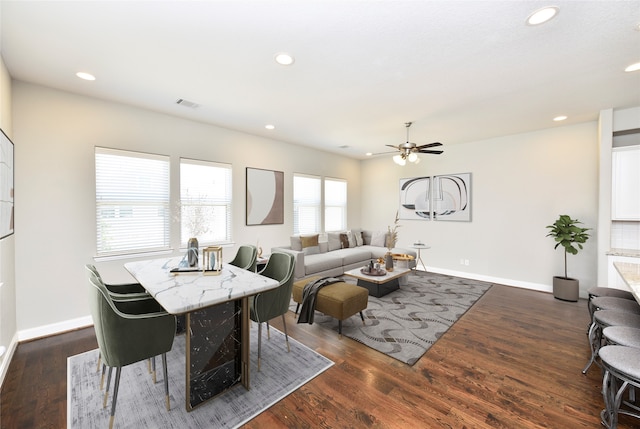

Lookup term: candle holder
[202,246,223,276]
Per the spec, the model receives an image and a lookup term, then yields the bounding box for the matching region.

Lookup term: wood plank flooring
[1,282,636,428]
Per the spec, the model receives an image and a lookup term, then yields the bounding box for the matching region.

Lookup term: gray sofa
[271,229,417,280]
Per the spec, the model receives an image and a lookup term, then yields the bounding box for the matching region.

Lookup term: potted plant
[385,211,401,271]
[545,214,591,301]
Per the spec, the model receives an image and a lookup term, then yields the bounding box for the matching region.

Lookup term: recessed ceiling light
[365,152,373,156]
[274,52,295,66]
[76,72,96,81]
[265,124,275,130]
[526,6,559,26]
[625,62,640,72]
[553,115,568,122]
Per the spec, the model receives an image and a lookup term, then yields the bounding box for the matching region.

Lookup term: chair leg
[97,352,102,372]
[100,364,107,390]
[267,321,271,339]
[338,320,342,335]
[103,366,113,408]
[109,367,122,429]
[281,314,290,353]
[295,303,300,315]
[360,311,365,325]
[151,356,157,383]
[162,353,170,411]
[257,322,262,372]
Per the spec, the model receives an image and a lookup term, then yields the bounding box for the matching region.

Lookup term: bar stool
[599,345,640,428]
[583,310,640,374]
[603,326,640,349]
[588,287,636,321]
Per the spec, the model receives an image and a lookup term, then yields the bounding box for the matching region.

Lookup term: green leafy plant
[546,214,591,279]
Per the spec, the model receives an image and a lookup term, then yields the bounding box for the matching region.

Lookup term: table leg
[185,300,243,411]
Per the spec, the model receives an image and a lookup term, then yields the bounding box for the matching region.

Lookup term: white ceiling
[1,1,639,159]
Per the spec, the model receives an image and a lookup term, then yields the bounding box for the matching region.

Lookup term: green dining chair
[85,264,157,385]
[88,273,176,429]
[250,252,296,371]
[229,245,258,272]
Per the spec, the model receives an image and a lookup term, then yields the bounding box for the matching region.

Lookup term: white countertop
[607,248,640,258]
[125,257,279,314]
[614,262,640,303]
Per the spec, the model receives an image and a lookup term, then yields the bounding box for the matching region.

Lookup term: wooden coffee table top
[344,267,410,284]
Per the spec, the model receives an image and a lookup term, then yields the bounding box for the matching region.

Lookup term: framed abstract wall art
[0,129,14,239]
[246,167,284,225]
[399,173,471,222]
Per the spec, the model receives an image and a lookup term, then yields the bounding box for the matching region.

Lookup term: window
[293,174,321,234]
[95,148,170,256]
[324,178,347,231]
[180,158,232,246]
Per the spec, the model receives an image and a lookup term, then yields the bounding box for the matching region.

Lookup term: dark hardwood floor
[1,282,635,428]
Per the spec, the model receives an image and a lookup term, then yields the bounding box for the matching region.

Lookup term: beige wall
[12,81,362,335]
[0,54,16,381]
[361,121,600,294]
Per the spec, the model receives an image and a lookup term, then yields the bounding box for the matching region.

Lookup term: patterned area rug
[68,326,333,428]
[292,271,492,365]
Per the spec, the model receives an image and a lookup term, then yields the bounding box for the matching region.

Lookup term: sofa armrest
[271,246,305,279]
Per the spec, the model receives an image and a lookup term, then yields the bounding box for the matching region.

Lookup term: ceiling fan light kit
[385,122,443,166]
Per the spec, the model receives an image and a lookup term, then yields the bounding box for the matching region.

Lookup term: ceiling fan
[378,122,443,165]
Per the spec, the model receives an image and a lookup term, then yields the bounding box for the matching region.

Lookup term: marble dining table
[124,256,279,411]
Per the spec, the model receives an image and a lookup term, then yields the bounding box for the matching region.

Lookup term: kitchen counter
[607,248,640,258]
[614,262,640,303]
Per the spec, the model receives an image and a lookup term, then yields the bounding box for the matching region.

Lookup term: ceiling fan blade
[418,149,444,155]
[414,142,443,149]
[385,144,400,149]
[369,150,398,156]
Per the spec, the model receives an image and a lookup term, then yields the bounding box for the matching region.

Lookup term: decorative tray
[360,267,387,276]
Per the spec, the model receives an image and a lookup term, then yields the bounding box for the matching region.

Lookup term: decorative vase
[385,252,394,272]
[187,237,199,267]
[552,276,579,302]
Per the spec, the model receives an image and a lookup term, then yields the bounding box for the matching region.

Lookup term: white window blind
[180,158,232,246]
[95,147,170,256]
[293,174,321,235]
[325,178,347,231]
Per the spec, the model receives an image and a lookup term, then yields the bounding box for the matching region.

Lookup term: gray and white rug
[68,325,333,428]
[293,271,492,365]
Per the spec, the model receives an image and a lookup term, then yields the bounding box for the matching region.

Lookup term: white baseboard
[0,332,19,388]
[17,315,93,342]
[425,267,553,294]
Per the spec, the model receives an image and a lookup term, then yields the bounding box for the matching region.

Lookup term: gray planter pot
[553,276,579,302]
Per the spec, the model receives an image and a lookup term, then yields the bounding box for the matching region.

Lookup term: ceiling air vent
[176,98,200,109]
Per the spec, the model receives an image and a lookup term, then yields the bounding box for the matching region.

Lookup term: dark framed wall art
[0,129,14,239]
[246,167,284,225]
[399,173,471,222]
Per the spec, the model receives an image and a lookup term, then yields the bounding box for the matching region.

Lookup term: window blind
[95,147,170,256]
[324,178,347,231]
[293,174,321,235]
[180,158,232,246]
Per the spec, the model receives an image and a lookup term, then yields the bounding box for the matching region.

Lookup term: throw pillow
[346,230,356,248]
[352,228,364,246]
[327,232,342,251]
[303,245,320,255]
[300,234,319,248]
[290,235,302,251]
[339,233,350,249]
[370,230,386,247]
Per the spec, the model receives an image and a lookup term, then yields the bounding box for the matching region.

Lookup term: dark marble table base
[357,278,399,298]
[186,299,246,410]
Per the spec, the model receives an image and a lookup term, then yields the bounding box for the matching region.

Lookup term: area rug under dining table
[68,325,333,428]
[292,271,493,365]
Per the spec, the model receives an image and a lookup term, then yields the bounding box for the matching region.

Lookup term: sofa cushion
[339,232,351,249]
[304,253,344,275]
[300,234,319,248]
[290,235,302,251]
[332,248,373,265]
[328,232,342,251]
[370,231,386,247]
[352,228,364,246]
[303,245,320,255]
